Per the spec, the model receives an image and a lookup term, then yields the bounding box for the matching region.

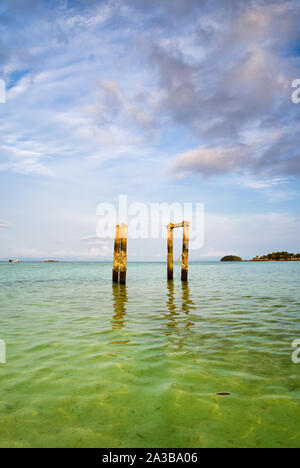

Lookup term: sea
[0,261,299,448]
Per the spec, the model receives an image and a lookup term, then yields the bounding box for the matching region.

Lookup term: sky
[0,0,299,261]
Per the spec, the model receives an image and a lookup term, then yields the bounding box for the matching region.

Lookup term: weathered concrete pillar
[167,223,174,280]
[119,223,128,284]
[112,224,120,283]
[181,221,190,281]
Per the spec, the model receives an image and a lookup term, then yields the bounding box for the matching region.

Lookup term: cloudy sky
[0,0,299,261]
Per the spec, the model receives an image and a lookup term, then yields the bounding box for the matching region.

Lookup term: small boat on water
[44,260,59,263]
[9,259,19,263]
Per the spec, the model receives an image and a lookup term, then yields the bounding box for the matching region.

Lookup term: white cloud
[77,235,111,246]
[0,220,9,229]
[243,177,289,190]
[14,246,109,259]
[170,145,252,177]
[200,211,300,259]
[0,0,299,260]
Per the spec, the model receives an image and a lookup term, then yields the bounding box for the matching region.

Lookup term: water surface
[0,262,300,448]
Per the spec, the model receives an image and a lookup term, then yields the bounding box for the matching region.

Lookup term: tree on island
[252,252,300,261]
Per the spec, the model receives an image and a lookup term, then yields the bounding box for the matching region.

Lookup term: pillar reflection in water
[165,281,196,348]
[166,280,180,335]
[181,281,196,332]
[112,283,128,330]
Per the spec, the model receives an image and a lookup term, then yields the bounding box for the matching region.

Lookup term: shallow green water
[0,261,300,448]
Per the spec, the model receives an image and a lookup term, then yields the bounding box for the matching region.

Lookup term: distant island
[252,252,300,262]
[221,255,242,262]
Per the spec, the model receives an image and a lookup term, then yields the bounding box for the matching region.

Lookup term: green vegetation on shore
[252,252,300,261]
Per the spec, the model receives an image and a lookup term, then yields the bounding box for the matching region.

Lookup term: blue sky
[0,0,299,261]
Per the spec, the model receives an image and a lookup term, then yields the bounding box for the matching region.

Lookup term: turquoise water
[0,261,300,448]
